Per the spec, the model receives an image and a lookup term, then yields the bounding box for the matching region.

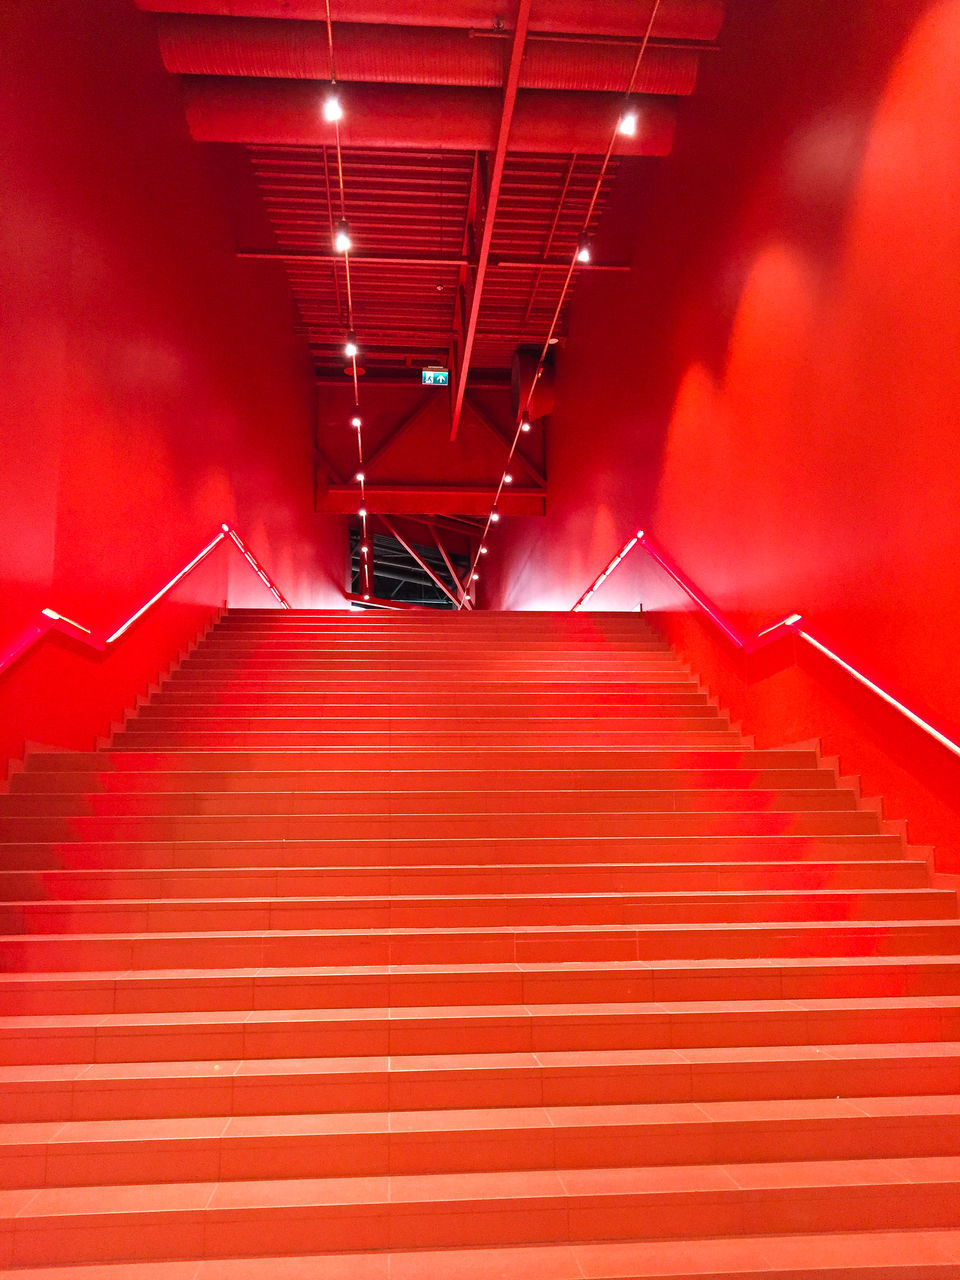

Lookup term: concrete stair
[0,608,958,1276]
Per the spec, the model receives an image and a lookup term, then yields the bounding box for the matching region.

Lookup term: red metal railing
[573,528,960,760]
[0,524,289,680]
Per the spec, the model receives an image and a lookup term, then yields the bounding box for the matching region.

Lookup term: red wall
[489,0,960,870]
[0,0,347,776]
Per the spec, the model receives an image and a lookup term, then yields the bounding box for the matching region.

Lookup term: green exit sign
[422,368,449,386]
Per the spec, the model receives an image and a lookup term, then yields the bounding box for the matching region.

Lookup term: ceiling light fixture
[323,91,343,123]
[334,219,351,253]
[520,418,531,433]
[344,331,358,359]
[618,102,639,137]
[351,415,362,428]
[576,233,592,264]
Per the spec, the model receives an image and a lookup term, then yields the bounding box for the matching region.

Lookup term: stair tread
[6,1155,960,1218]
[5,953,960,984]
[6,1091,960,1151]
[7,1229,960,1280]
[6,993,960,1030]
[1,1040,958,1084]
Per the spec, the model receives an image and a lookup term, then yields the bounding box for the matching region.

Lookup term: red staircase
[1,608,959,1278]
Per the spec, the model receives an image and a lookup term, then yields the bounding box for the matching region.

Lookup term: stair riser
[9,768,838,794]
[148,691,712,706]
[7,1180,960,1267]
[0,862,928,902]
[6,1006,960,1069]
[4,1054,959,1123]
[107,731,746,749]
[2,890,949,935]
[23,749,822,771]
[125,714,727,731]
[0,836,907,871]
[0,788,860,818]
[4,921,960,973]
[7,1113,960,1191]
[0,811,882,842]
[4,959,959,1018]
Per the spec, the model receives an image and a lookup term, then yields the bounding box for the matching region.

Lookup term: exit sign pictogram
[421,368,449,386]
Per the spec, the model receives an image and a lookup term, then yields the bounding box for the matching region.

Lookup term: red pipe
[182,80,677,154]
[138,0,726,42]
[158,17,700,95]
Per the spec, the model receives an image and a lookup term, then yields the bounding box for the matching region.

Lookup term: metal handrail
[0,524,289,679]
[573,528,960,761]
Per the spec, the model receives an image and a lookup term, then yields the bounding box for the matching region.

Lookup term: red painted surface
[0,0,346,779]
[489,0,960,871]
[1,610,958,1269]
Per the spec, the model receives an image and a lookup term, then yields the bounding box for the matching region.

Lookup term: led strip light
[0,523,289,680]
[456,0,665,606]
[572,528,960,761]
[322,3,403,607]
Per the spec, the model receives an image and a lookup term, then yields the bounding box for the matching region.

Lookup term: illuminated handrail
[0,524,289,679]
[573,529,960,761]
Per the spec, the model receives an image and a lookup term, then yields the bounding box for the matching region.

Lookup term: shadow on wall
[653,0,960,741]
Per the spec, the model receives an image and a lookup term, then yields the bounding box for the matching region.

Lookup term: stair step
[6,917,960,972]
[0,860,930,902]
[4,994,960,1065]
[2,1043,958,1123]
[1,888,952,934]
[3,955,959,1016]
[0,787,863,817]
[6,1230,959,1280]
[23,748,822,771]
[11,767,837,793]
[0,834,909,871]
[6,1094,960,1189]
[4,1158,960,1265]
[0,811,885,842]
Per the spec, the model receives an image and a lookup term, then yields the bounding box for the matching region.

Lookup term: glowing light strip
[572,530,960,760]
[106,530,227,643]
[318,11,374,605]
[797,627,960,760]
[0,523,289,679]
[458,0,665,607]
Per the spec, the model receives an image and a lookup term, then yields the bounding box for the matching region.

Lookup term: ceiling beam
[450,0,533,442]
[239,250,630,272]
[344,592,435,612]
[319,485,546,516]
[430,523,473,609]
[465,396,546,489]
[380,517,462,608]
[362,392,435,475]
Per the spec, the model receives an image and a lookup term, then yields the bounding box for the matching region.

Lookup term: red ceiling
[135,0,724,519]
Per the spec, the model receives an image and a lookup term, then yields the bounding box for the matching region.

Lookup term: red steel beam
[465,397,546,488]
[450,0,533,442]
[380,517,462,608]
[319,485,546,516]
[344,592,434,611]
[430,524,473,609]
[239,249,631,270]
[362,392,436,475]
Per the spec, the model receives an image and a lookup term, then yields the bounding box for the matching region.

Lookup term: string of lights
[319,0,661,609]
[321,1,374,601]
[456,0,664,607]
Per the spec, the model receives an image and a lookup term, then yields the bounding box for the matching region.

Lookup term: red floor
[1,609,959,1278]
